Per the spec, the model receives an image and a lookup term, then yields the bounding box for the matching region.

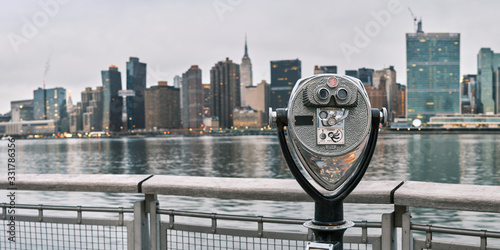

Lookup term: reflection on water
[11,134,500,185]
[1,134,500,238]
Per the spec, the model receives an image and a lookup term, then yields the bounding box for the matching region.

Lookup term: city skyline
[2,1,500,113]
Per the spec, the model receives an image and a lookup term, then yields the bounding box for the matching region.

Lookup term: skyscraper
[126,57,147,130]
[11,99,34,122]
[245,80,270,125]
[358,68,374,86]
[33,87,67,121]
[476,48,500,114]
[82,87,103,132]
[240,35,253,106]
[406,24,460,123]
[461,74,476,114]
[173,75,182,89]
[344,68,374,85]
[145,81,181,129]
[270,59,301,109]
[181,65,203,128]
[202,83,211,117]
[101,65,123,132]
[314,65,337,74]
[210,58,241,128]
[372,66,397,120]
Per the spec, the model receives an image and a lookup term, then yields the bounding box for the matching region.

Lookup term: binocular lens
[318,88,330,100]
[337,89,348,100]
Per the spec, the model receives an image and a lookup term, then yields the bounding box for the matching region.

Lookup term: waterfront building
[202,83,211,117]
[210,58,241,129]
[358,68,374,86]
[101,65,123,132]
[396,83,407,118]
[476,48,500,114]
[240,36,253,106]
[1,120,58,135]
[67,91,74,114]
[82,87,104,132]
[233,107,264,128]
[173,75,182,89]
[11,99,34,122]
[34,87,67,121]
[372,66,398,120]
[69,102,83,133]
[145,81,181,129]
[270,59,301,109]
[33,86,68,132]
[406,23,460,123]
[314,65,337,74]
[182,65,203,129]
[461,74,476,114]
[245,80,270,125]
[345,70,358,78]
[428,114,500,128]
[126,57,147,130]
[344,68,374,86]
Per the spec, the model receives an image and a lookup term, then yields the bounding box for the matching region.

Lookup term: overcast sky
[1,0,499,114]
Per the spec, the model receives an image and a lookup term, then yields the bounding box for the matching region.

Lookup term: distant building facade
[240,36,253,106]
[245,80,270,125]
[462,74,476,114]
[344,68,374,86]
[126,57,147,130]
[202,83,211,117]
[372,66,398,120]
[181,65,203,128]
[270,59,301,109]
[314,65,337,74]
[33,87,68,132]
[210,58,241,129]
[145,81,181,129]
[406,27,460,123]
[82,87,104,132]
[476,48,500,114]
[233,107,264,128]
[101,65,123,132]
[11,99,34,122]
[173,75,182,89]
[396,83,407,118]
[358,68,374,86]
[34,87,67,121]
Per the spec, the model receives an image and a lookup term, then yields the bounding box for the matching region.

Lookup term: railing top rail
[0,174,152,193]
[3,174,500,213]
[141,175,402,203]
[0,174,400,204]
[394,181,500,213]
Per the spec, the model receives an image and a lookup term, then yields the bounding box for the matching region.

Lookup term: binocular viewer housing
[271,74,386,195]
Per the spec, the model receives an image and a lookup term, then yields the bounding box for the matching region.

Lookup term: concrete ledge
[141,175,400,204]
[0,174,151,193]
[394,181,500,213]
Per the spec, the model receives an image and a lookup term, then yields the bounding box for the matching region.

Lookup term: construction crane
[408,7,423,33]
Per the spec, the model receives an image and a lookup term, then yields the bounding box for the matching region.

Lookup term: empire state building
[240,36,253,106]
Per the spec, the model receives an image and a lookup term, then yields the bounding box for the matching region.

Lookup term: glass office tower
[406,31,460,123]
[126,57,147,130]
[270,59,301,109]
[101,65,123,132]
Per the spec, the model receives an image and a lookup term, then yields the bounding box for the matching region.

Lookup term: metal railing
[1,174,500,249]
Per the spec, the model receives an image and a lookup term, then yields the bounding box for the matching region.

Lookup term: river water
[1,133,500,243]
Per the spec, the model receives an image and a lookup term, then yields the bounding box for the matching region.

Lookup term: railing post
[147,194,160,250]
[381,212,397,250]
[402,212,413,250]
[134,199,150,250]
